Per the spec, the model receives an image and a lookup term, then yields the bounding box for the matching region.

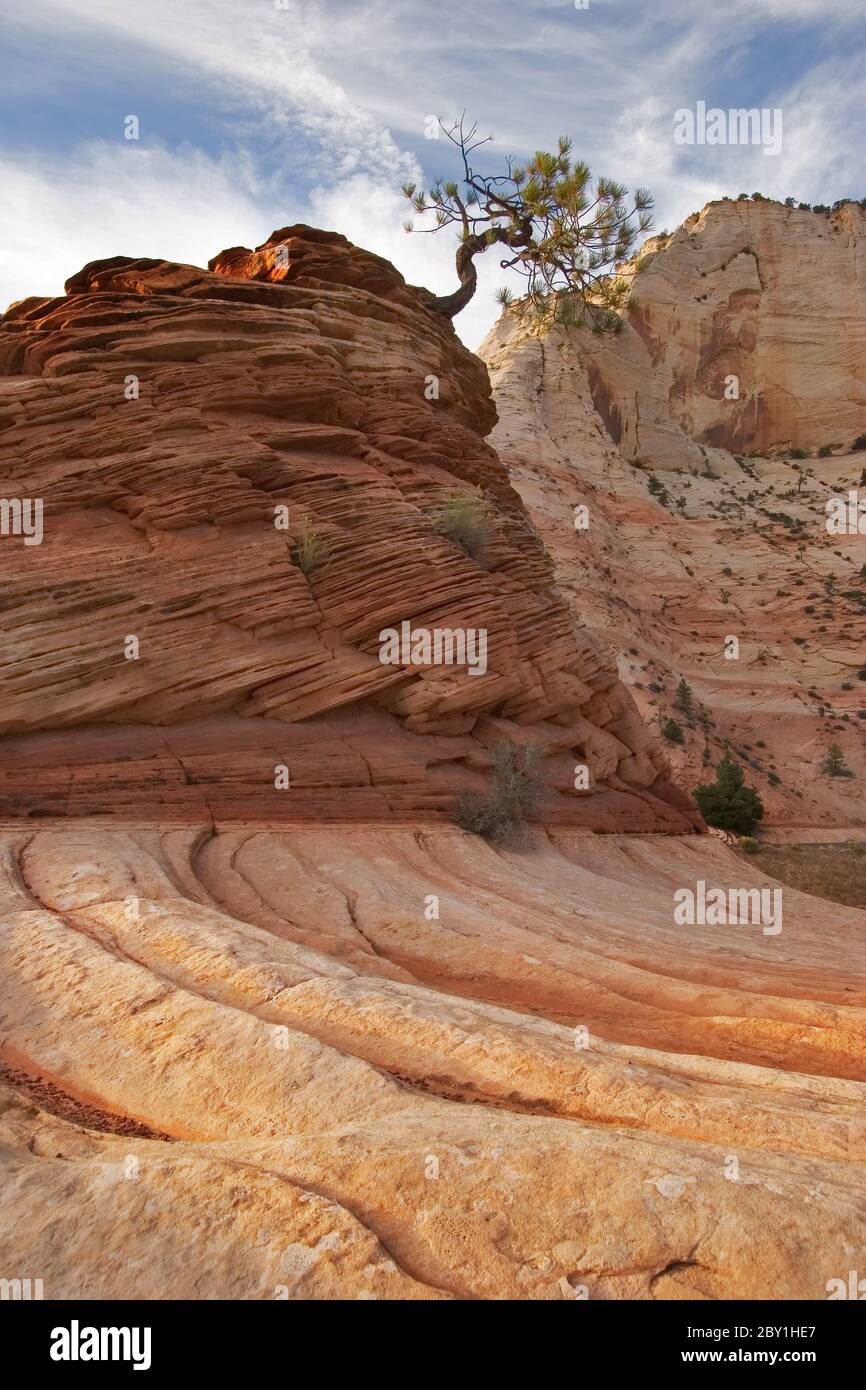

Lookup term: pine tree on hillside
[402,114,653,323]
[693,755,764,835]
[675,677,693,712]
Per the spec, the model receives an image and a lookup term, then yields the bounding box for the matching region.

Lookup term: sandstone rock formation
[0,226,695,834]
[2,823,865,1299]
[579,199,866,465]
[481,200,866,830]
[2,221,864,1302]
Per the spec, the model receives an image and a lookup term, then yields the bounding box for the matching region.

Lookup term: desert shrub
[294,525,330,576]
[739,835,760,854]
[433,490,493,560]
[790,448,807,460]
[823,743,854,777]
[662,718,685,744]
[675,677,693,711]
[818,444,833,457]
[693,755,765,835]
[851,435,866,452]
[456,739,548,845]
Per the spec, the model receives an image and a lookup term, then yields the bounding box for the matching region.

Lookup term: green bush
[433,490,493,560]
[456,739,548,845]
[851,435,866,452]
[693,755,764,835]
[739,835,760,854]
[823,743,854,778]
[675,677,693,711]
[662,718,685,744]
[818,445,833,458]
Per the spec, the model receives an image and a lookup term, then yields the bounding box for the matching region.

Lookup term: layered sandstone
[580,199,866,465]
[481,201,866,829]
[0,226,696,833]
[2,822,865,1299]
[3,219,864,1303]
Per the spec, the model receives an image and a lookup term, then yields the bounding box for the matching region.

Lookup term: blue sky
[1,0,864,347]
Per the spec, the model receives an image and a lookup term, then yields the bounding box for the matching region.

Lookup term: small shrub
[739,835,760,854]
[790,448,807,460]
[456,739,548,845]
[662,718,685,744]
[433,490,493,560]
[851,435,866,452]
[818,444,833,457]
[675,677,693,711]
[823,743,854,777]
[294,524,330,576]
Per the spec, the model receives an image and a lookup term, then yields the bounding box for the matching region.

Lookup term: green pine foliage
[693,755,764,835]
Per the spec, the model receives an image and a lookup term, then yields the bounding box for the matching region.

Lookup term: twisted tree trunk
[428,234,485,318]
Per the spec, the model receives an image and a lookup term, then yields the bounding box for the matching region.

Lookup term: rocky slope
[0,226,695,834]
[481,199,866,831]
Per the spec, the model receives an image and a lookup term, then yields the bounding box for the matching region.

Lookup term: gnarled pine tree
[402,114,653,327]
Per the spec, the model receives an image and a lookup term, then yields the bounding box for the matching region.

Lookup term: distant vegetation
[823,743,854,778]
[727,193,866,213]
[734,841,866,912]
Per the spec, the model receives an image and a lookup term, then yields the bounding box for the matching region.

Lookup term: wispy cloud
[2,0,864,347]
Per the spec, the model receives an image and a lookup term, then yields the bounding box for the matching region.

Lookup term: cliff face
[0,226,697,832]
[578,199,866,466]
[480,202,866,830]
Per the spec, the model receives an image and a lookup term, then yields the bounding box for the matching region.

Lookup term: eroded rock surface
[0,226,695,833]
[2,823,865,1299]
[480,203,866,829]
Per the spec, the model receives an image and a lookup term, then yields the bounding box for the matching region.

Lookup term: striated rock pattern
[0,227,696,833]
[481,207,866,830]
[2,822,865,1300]
[576,199,866,465]
[2,220,865,1302]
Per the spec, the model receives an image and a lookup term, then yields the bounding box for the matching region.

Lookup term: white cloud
[308,174,521,350]
[0,142,276,310]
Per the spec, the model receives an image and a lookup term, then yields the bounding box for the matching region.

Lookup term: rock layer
[2,821,865,1300]
[0,227,696,833]
[480,203,866,829]
[581,199,866,464]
